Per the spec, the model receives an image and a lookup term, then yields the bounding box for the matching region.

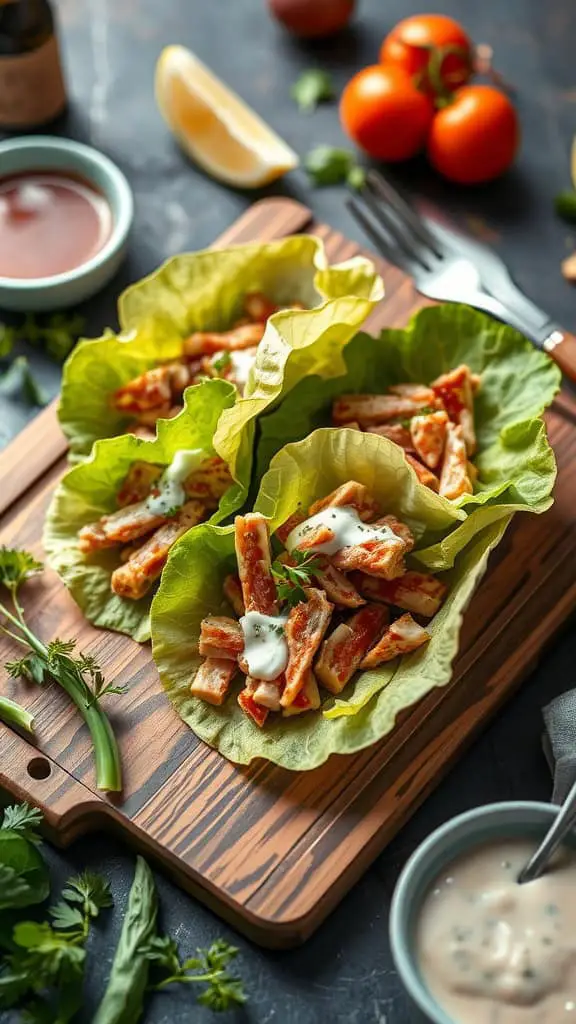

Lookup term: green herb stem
[0,696,34,735]
[0,603,122,793]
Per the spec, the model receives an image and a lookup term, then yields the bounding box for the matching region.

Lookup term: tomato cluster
[340,14,519,185]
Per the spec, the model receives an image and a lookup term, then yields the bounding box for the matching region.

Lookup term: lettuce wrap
[44,380,239,643]
[256,304,560,519]
[151,428,511,770]
[59,235,382,459]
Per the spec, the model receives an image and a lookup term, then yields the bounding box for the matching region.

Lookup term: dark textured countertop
[2,1,576,1020]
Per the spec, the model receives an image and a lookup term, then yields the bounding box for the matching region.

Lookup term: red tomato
[340,65,435,162]
[267,0,355,38]
[380,14,473,93]
[427,85,519,184]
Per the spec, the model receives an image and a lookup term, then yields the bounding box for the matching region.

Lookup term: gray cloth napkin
[542,689,576,804]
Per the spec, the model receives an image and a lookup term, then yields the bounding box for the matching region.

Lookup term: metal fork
[347,170,576,383]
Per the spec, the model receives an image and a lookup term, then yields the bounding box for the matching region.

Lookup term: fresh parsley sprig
[1,804,43,844]
[272,550,322,608]
[144,935,246,1010]
[0,548,123,792]
[0,873,112,1018]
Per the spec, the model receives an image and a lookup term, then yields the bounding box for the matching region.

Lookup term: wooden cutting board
[1,198,575,949]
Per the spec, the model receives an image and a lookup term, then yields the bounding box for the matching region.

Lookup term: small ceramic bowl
[0,135,134,312]
[389,801,567,1024]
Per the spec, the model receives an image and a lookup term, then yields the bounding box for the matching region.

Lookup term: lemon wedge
[155,45,299,188]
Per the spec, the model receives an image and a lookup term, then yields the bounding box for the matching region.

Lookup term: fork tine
[346,197,413,276]
[366,170,442,256]
[357,183,431,270]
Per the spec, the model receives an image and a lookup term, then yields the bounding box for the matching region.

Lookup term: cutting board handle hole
[27,757,51,781]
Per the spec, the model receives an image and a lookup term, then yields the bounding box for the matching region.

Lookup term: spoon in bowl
[518,778,576,884]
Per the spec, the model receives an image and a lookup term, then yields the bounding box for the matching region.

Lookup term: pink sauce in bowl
[0,170,113,280]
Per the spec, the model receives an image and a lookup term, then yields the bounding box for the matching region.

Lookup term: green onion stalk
[0,694,34,734]
[0,583,122,793]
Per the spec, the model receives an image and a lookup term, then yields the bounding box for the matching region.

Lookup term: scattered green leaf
[0,355,48,406]
[61,872,113,920]
[0,548,43,591]
[346,164,366,190]
[211,349,232,374]
[144,935,246,1010]
[0,824,49,911]
[1,805,42,844]
[291,69,334,112]
[304,145,364,188]
[23,313,86,363]
[555,190,576,223]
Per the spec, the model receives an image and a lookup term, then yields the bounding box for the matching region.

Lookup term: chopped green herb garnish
[304,146,365,189]
[212,350,232,374]
[398,405,437,429]
[272,550,322,608]
[291,69,334,113]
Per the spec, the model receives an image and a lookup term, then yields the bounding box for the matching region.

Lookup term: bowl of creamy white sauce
[390,802,576,1024]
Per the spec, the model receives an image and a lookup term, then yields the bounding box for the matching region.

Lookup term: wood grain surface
[0,198,574,948]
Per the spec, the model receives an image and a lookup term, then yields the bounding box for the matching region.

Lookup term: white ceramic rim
[389,800,559,1024]
[0,135,134,291]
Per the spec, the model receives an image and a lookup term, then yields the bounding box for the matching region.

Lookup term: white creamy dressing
[286,505,401,556]
[240,611,288,681]
[416,838,576,1023]
[144,448,206,516]
[229,349,255,387]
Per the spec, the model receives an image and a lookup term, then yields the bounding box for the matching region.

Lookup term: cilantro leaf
[291,69,334,112]
[1,803,42,843]
[49,902,85,931]
[0,356,47,407]
[304,146,364,188]
[145,935,246,1008]
[61,872,113,917]
[212,350,232,374]
[142,934,181,973]
[272,550,322,608]
[6,653,49,686]
[0,548,43,590]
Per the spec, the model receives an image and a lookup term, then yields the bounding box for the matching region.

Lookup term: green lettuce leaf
[44,380,239,643]
[151,428,509,770]
[256,304,560,512]
[59,236,382,459]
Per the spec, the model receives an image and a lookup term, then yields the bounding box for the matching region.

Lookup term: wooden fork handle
[543,328,576,382]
